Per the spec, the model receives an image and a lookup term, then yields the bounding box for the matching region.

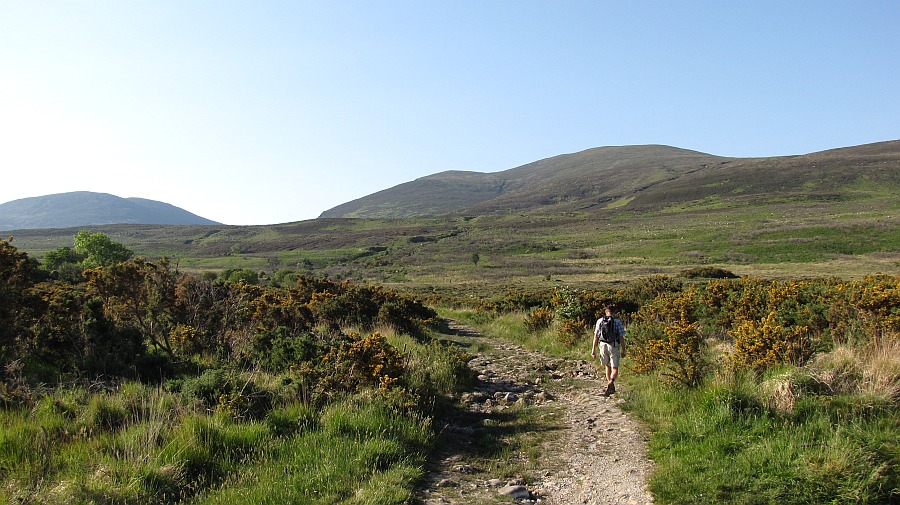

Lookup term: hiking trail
[416,320,655,505]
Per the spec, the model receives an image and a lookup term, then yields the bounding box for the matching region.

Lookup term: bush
[318,332,405,397]
[730,312,814,372]
[622,274,684,305]
[680,266,739,279]
[252,327,323,372]
[182,369,229,406]
[628,288,712,388]
[556,319,586,347]
[524,306,554,333]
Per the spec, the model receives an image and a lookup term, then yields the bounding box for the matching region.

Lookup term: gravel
[416,324,654,505]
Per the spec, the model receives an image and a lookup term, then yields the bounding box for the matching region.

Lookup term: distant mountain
[0,192,221,230]
[319,140,900,218]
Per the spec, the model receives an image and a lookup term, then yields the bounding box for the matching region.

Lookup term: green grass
[623,371,899,504]
[195,398,431,505]
[0,325,477,504]
[440,308,585,359]
[8,179,899,295]
[449,308,900,505]
[0,390,432,505]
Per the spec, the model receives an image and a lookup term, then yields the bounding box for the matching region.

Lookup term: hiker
[591,305,626,396]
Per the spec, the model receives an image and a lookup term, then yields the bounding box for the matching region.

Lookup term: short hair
[604,305,614,313]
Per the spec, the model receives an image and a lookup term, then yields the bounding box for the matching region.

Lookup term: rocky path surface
[416,322,655,505]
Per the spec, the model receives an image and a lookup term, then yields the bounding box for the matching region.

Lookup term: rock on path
[417,322,654,505]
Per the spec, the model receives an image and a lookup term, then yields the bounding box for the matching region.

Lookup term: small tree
[219,268,260,285]
[74,231,133,268]
[470,252,480,266]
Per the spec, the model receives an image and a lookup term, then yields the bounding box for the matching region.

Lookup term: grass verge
[623,365,898,504]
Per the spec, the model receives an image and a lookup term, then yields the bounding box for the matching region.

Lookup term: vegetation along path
[417,320,654,505]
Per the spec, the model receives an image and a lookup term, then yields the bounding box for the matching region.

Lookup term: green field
[7,190,899,297]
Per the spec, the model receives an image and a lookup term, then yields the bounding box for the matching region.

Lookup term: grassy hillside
[320,145,726,218]
[7,192,898,297]
[6,141,898,295]
[320,140,900,218]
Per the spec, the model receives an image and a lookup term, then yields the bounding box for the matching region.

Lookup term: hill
[320,141,900,218]
[5,140,898,294]
[0,191,221,230]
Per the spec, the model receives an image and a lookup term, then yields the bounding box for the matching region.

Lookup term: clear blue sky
[1,1,897,225]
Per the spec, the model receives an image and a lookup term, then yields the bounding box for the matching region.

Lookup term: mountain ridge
[319,141,900,218]
[0,191,221,230]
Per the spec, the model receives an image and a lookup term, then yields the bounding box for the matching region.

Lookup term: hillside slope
[0,191,221,230]
[320,141,900,218]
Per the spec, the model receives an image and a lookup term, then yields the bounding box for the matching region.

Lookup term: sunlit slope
[320,141,900,218]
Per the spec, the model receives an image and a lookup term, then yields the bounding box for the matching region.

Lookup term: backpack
[599,316,620,344]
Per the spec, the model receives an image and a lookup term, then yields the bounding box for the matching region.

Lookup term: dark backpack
[599,316,620,343]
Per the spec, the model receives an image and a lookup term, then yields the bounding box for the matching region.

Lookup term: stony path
[416,322,654,505]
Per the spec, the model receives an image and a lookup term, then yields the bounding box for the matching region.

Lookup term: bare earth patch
[417,323,654,504]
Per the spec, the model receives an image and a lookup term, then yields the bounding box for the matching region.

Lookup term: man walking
[591,305,626,396]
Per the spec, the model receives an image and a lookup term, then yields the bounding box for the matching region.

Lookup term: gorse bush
[0,240,474,503]
[729,312,813,371]
[630,288,708,387]
[627,276,900,386]
[524,306,554,333]
[0,238,440,393]
[614,275,900,503]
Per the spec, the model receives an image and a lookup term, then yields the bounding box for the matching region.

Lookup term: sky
[1,1,898,225]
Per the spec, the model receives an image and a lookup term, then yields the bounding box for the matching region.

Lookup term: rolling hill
[0,191,221,230]
[4,140,898,294]
[320,141,900,218]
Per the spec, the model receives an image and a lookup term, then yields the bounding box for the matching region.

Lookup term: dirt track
[416,323,654,505]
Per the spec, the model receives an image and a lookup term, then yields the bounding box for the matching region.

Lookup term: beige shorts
[598,342,620,368]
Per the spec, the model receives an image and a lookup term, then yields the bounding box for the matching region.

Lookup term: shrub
[680,266,739,279]
[552,287,591,346]
[557,319,586,347]
[318,332,405,398]
[730,312,813,372]
[851,274,900,334]
[622,274,684,305]
[216,377,275,420]
[642,319,706,388]
[219,268,259,285]
[524,306,554,333]
[251,327,323,372]
[630,288,708,388]
[182,369,229,407]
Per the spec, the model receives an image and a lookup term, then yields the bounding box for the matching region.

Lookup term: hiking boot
[605,381,616,396]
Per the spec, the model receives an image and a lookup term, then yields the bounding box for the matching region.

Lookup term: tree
[42,246,86,283]
[471,252,480,266]
[74,230,133,268]
[219,268,260,285]
[86,258,179,356]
